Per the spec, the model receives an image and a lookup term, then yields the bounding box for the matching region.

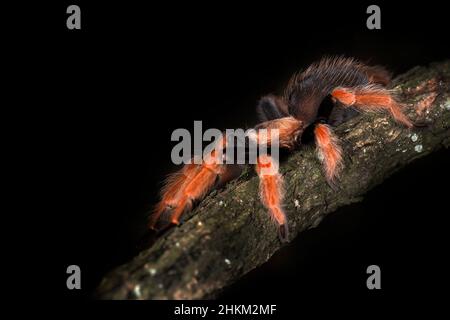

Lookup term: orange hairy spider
[149,56,417,241]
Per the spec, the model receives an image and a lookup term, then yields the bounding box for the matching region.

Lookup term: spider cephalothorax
[149,56,416,241]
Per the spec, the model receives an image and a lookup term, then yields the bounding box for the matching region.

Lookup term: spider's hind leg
[331,85,414,128]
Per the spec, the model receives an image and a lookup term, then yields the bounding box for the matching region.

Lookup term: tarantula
[149,56,416,241]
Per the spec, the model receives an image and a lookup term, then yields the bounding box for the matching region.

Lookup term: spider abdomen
[284,56,391,126]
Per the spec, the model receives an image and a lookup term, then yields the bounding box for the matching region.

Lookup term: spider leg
[255,154,288,241]
[149,162,199,229]
[331,85,413,128]
[253,116,304,149]
[314,123,343,186]
[150,161,231,229]
[149,138,236,230]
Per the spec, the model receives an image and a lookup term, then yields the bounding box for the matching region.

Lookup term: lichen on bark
[96,61,450,300]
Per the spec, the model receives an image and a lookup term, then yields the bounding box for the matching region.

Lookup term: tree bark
[96,61,450,300]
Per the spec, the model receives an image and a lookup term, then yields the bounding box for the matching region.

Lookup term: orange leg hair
[255,154,288,241]
[148,163,199,229]
[314,123,343,184]
[331,86,413,128]
[149,138,228,229]
[252,116,304,150]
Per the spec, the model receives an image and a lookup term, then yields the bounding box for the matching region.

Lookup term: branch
[96,61,450,300]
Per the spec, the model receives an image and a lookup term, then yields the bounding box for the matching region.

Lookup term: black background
[17,1,449,317]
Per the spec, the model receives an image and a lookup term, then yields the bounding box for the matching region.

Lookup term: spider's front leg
[251,115,304,241]
[149,138,241,230]
[149,161,222,230]
[256,154,289,241]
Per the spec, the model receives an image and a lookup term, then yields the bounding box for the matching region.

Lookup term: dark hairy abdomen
[284,57,376,126]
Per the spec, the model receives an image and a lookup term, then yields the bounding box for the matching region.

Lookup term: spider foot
[278,223,289,242]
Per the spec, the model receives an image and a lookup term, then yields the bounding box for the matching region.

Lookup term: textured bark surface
[97,61,450,300]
